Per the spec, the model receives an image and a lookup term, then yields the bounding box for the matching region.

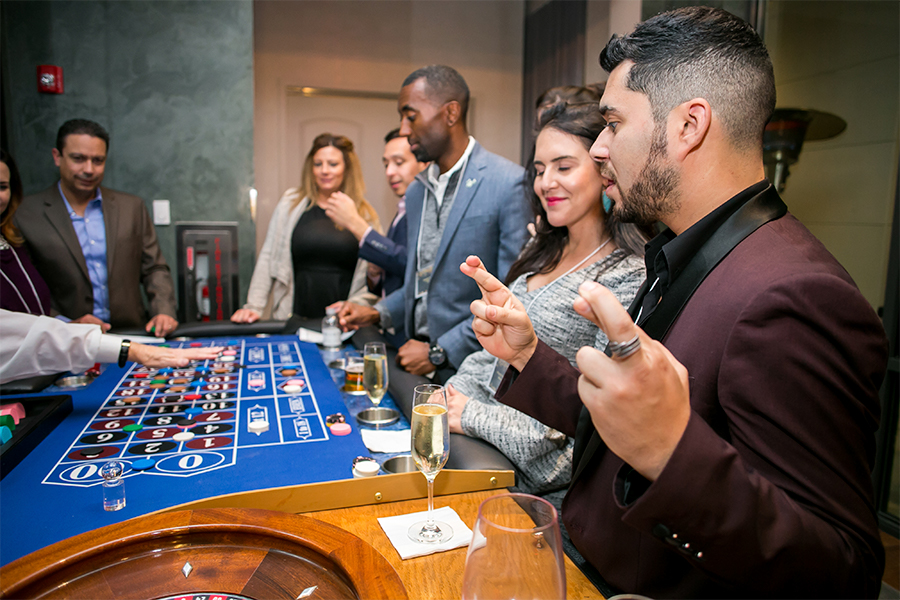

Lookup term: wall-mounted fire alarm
[37,65,63,94]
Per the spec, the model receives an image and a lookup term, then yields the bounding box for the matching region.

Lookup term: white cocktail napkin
[377,506,472,559]
[360,429,412,453]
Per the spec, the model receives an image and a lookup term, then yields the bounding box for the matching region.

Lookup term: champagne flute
[363,342,388,406]
[408,383,453,543]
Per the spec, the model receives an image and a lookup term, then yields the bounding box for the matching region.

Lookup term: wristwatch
[428,343,448,368]
[118,340,132,368]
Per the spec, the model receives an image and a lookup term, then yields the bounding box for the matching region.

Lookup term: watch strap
[118,340,132,368]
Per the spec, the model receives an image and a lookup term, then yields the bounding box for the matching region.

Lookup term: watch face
[429,347,445,366]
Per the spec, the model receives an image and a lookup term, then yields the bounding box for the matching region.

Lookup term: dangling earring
[602,191,613,213]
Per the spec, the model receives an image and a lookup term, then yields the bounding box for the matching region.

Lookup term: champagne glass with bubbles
[363,342,388,407]
[408,383,453,543]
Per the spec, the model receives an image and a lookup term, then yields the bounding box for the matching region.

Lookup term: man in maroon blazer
[461,6,888,599]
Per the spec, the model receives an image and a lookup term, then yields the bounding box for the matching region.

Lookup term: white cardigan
[243,188,379,319]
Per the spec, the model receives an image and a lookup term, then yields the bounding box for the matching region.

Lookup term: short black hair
[56,119,110,152]
[384,128,402,144]
[402,65,470,121]
[600,5,775,151]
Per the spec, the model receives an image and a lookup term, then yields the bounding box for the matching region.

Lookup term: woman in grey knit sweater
[445,100,651,497]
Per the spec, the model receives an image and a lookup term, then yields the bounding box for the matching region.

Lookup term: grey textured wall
[1,0,255,315]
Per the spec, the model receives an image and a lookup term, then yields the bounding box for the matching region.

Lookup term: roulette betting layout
[0,335,370,566]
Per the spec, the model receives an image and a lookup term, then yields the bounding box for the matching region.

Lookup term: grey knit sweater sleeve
[449,250,645,494]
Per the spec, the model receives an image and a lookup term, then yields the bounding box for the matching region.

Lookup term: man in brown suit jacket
[16,119,177,335]
[461,6,887,598]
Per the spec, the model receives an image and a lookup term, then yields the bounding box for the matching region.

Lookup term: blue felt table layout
[0,335,400,565]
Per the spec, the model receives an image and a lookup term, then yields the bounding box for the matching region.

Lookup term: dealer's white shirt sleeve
[0,309,121,383]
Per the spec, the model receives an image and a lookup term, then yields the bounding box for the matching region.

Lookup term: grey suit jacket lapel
[432,144,485,272]
[45,188,90,281]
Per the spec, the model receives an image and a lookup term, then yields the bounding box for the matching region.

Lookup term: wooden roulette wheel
[0,508,407,599]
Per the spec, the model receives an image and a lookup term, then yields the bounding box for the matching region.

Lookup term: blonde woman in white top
[232,134,380,322]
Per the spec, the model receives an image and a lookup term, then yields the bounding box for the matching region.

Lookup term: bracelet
[118,340,131,368]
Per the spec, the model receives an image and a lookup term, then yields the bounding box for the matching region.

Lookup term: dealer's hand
[396,339,434,376]
[460,255,537,371]
[128,343,222,369]
[573,281,691,481]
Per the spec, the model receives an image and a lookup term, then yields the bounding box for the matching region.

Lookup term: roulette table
[0,507,407,599]
[0,333,376,565]
[0,324,514,572]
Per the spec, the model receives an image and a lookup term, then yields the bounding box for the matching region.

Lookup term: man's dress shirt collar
[637,180,770,325]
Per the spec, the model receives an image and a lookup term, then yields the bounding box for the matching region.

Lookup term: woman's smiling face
[533,127,605,230]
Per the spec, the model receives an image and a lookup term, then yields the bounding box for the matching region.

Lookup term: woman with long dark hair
[0,150,52,315]
[233,133,381,322]
[445,101,653,498]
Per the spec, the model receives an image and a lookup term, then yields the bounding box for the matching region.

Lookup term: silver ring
[608,334,641,360]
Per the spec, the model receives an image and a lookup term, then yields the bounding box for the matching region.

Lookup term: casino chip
[330,422,352,436]
[173,431,195,442]
[249,420,270,435]
[352,456,380,478]
[131,457,157,471]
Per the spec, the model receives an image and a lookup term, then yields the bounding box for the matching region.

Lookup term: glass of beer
[363,342,388,406]
[408,383,453,543]
[344,356,364,393]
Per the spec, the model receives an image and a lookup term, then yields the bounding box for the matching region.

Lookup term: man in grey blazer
[338,65,529,380]
[16,119,178,336]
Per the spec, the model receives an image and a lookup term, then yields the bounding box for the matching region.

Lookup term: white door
[282,92,402,228]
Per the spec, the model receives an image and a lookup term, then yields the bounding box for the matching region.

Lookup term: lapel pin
[466,178,477,188]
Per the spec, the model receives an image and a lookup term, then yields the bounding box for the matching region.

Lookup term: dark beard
[615,124,679,225]
[411,144,433,163]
